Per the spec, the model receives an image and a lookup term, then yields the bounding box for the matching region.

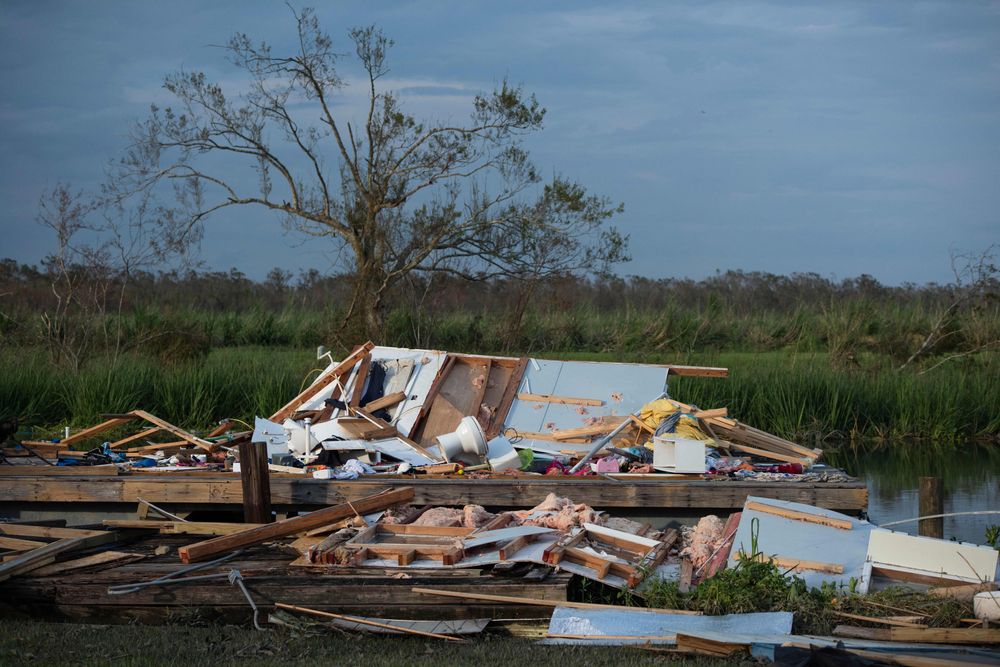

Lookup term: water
[825,442,1000,545]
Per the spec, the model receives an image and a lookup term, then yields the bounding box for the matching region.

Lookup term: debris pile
[1,491,997,662]
[10,342,826,481]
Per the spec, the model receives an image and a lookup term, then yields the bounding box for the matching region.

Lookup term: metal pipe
[568,391,666,474]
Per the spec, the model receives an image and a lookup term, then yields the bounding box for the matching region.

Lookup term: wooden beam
[0,525,107,539]
[516,393,604,407]
[270,342,375,422]
[276,603,465,641]
[744,500,852,530]
[103,520,267,536]
[60,416,137,447]
[0,531,119,582]
[129,410,215,451]
[362,391,406,413]
[205,420,236,438]
[665,365,728,378]
[737,551,844,574]
[108,427,161,449]
[177,487,414,563]
[348,353,373,408]
[832,611,927,628]
[0,536,48,552]
[486,357,528,439]
[888,627,1000,644]
[25,550,144,577]
[238,442,272,524]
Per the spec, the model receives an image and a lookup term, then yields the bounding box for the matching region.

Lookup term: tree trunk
[347,252,388,343]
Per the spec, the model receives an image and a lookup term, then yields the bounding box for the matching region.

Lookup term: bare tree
[36,183,171,369]
[898,244,999,373]
[111,9,627,338]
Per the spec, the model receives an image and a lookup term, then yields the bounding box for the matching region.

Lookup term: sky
[1,1,998,285]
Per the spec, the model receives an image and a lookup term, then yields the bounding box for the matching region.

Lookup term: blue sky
[1,1,998,284]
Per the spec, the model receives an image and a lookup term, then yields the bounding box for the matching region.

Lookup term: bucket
[973,590,1000,621]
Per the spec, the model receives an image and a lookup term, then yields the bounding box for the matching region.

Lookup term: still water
[825,443,1000,545]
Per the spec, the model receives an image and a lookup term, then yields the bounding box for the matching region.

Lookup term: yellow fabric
[639,398,713,447]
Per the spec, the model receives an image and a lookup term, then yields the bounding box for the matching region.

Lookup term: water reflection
[824,442,1000,545]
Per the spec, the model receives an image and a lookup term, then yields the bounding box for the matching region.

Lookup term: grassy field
[0,620,732,667]
[3,344,997,443]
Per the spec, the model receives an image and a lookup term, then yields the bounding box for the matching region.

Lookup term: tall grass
[0,347,314,436]
[1,346,996,443]
[6,300,998,362]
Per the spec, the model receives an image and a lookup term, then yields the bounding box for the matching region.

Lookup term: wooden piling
[238,441,272,524]
[918,476,943,539]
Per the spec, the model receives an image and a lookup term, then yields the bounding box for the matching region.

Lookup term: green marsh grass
[2,345,996,443]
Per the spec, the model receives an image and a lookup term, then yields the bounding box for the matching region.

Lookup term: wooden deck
[0,471,869,515]
[0,532,570,624]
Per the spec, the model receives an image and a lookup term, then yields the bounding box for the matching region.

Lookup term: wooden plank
[676,633,747,657]
[0,531,119,582]
[486,357,528,439]
[102,520,267,536]
[60,416,137,447]
[832,625,890,641]
[744,500,852,530]
[407,355,456,443]
[420,463,461,475]
[129,410,215,451]
[177,487,414,563]
[665,365,728,378]
[516,393,604,407]
[0,525,107,539]
[832,611,927,628]
[348,353,373,408]
[871,566,970,588]
[888,627,1000,644]
[737,551,844,574]
[718,440,810,465]
[363,392,406,413]
[25,551,144,577]
[276,603,465,641]
[269,342,375,423]
[0,475,870,513]
[0,536,48,552]
[411,587,701,615]
[205,420,236,438]
[380,524,473,537]
[108,427,161,449]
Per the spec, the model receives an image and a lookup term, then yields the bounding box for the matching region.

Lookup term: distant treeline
[1,258,997,365]
[0,257,973,316]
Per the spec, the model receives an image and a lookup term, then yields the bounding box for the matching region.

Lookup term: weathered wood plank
[178,488,414,563]
[0,475,868,512]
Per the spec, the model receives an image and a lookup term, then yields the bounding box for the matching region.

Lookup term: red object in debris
[756,462,804,474]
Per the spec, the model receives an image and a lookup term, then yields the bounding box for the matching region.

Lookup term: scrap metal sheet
[504,358,668,452]
[542,607,793,645]
[727,496,874,592]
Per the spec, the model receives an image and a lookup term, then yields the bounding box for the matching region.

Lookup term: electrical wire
[878,510,1000,528]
